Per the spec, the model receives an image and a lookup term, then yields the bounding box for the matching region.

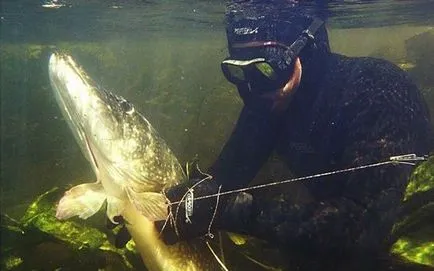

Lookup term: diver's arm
[154,102,284,244]
[156,161,411,248]
[235,164,412,251]
[155,82,293,244]
[172,135,419,250]
[208,84,288,191]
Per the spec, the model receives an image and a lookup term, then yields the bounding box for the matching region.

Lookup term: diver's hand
[155,179,255,245]
[155,178,223,245]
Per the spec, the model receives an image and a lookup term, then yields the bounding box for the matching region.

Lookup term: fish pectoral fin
[56,182,106,220]
[126,189,169,221]
[106,196,125,224]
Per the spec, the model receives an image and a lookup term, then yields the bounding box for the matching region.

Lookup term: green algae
[1,187,144,270]
[391,157,434,267]
[392,239,434,266]
[3,256,23,270]
[20,187,107,250]
[404,156,434,199]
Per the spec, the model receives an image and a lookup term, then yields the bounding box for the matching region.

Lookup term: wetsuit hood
[225,0,331,93]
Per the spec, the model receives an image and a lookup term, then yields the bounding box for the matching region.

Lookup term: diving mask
[221,18,324,90]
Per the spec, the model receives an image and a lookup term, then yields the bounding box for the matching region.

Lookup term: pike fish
[48,52,218,270]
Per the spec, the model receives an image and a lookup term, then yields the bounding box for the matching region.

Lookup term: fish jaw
[48,52,117,175]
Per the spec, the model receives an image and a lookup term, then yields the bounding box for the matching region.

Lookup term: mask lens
[222,58,266,85]
[254,62,277,80]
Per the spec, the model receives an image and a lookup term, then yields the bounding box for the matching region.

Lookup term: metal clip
[389,153,428,165]
[302,29,315,40]
[185,188,194,224]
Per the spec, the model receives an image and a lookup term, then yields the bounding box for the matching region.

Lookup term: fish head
[49,53,130,135]
[48,52,185,192]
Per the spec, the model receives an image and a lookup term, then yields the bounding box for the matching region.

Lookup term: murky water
[1,0,434,270]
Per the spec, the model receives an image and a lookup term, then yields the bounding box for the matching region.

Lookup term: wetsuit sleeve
[208,100,284,191]
[154,100,286,245]
[227,59,433,254]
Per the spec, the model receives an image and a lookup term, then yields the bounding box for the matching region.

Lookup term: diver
[116,1,434,270]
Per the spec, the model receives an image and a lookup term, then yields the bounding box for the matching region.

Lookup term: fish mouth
[48,52,100,124]
[48,52,93,132]
[48,52,109,172]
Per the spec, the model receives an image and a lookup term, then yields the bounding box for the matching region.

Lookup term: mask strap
[283,18,324,66]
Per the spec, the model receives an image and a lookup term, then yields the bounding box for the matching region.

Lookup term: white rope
[172,165,213,236]
[206,185,222,239]
[158,192,173,236]
[206,241,229,271]
[170,154,427,205]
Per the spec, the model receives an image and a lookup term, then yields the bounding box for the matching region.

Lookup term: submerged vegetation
[1,188,144,270]
[390,157,434,266]
[405,157,434,199]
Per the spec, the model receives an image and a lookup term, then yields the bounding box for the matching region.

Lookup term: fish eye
[120,100,134,114]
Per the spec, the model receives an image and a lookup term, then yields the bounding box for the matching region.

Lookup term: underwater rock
[0,187,145,271]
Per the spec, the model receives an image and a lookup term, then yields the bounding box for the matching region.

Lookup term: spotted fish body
[49,53,217,270]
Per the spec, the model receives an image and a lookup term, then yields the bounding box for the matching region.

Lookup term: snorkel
[221,18,324,87]
[223,1,331,111]
[223,16,327,113]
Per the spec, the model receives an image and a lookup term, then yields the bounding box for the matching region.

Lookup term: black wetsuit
[205,53,434,270]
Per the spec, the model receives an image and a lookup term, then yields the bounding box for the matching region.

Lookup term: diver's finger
[106,215,125,229]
